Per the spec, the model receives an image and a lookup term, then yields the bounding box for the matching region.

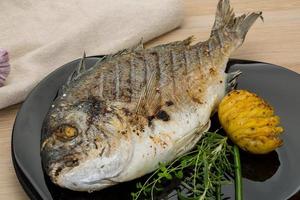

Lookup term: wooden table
[1,0,299,199]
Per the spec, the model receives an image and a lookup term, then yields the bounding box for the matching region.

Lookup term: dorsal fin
[66,48,129,85]
[89,56,107,69]
[89,39,145,72]
[77,52,86,75]
[131,38,144,52]
[66,52,87,85]
[60,52,87,94]
[61,39,146,94]
[135,71,161,117]
[151,36,194,51]
[108,38,144,57]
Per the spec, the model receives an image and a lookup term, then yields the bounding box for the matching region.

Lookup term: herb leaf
[131,131,234,200]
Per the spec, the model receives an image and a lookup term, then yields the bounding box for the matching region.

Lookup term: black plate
[12,58,300,200]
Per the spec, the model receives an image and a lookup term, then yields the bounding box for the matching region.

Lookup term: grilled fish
[41,0,262,192]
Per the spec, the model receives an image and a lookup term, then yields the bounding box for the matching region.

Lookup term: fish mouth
[43,151,81,181]
[55,172,119,192]
[50,164,64,181]
[82,178,119,187]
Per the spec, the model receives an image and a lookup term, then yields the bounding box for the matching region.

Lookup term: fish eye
[54,124,78,141]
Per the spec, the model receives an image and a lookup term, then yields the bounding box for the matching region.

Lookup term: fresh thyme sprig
[131,131,235,200]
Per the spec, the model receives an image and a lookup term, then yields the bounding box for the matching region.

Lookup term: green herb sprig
[233,145,242,200]
[131,131,236,200]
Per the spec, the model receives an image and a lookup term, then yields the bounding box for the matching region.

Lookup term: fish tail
[226,70,242,92]
[210,0,263,48]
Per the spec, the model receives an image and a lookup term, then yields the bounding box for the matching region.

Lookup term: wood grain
[0,0,299,199]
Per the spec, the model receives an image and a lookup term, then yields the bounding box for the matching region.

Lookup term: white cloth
[0,0,183,109]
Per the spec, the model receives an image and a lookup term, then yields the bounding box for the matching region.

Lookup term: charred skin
[41,0,262,191]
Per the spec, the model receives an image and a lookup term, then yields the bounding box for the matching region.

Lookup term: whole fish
[41,0,262,192]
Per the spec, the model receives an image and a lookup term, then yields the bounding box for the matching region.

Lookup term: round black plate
[12,58,300,200]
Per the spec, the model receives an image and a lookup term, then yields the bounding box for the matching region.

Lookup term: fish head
[41,99,133,191]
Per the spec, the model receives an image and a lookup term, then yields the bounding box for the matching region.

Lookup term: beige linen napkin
[0,0,183,109]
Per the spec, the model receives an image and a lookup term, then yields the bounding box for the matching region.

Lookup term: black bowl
[12,58,300,200]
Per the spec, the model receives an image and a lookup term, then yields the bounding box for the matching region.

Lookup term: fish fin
[68,52,87,83]
[111,39,144,56]
[226,70,242,92]
[90,50,126,70]
[211,0,262,46]
[183,36,195,45]
[175,120,211,156]
[109,49,129,59]
[77,52,87,74]
[135,71,161,116]
[90,56,107,69]
[60,52,88,93]
[132,38,144,52]
[152,36,194,51]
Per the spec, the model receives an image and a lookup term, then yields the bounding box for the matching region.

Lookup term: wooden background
[0,0,299,199]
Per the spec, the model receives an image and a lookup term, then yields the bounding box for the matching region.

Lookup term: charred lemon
[218,90,283,154]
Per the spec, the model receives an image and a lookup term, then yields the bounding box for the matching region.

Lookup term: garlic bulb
[0,48,10,87]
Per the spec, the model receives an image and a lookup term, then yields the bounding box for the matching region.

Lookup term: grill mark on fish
[170,50,176,93]
[156,50,174,97]
[143,55,148,87]
[83,98,105,133]
[187,47,199,71]
[157,52,163,90]
[99,73,104,99]
[128,58,133,102]
[144,54,154,85]
[129,56,135,101]
[130,56,139,100]
[146,51,160,82]
[171,49,185,80]
[183,50,188,75]
[185,49,196,74]
[116,57,132,102]
[156,52,165,108]
[129,54,147,101]
[102,64,115,100]
[115,62,120,99]
[196,43,212,72]
[196,46,203,68]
